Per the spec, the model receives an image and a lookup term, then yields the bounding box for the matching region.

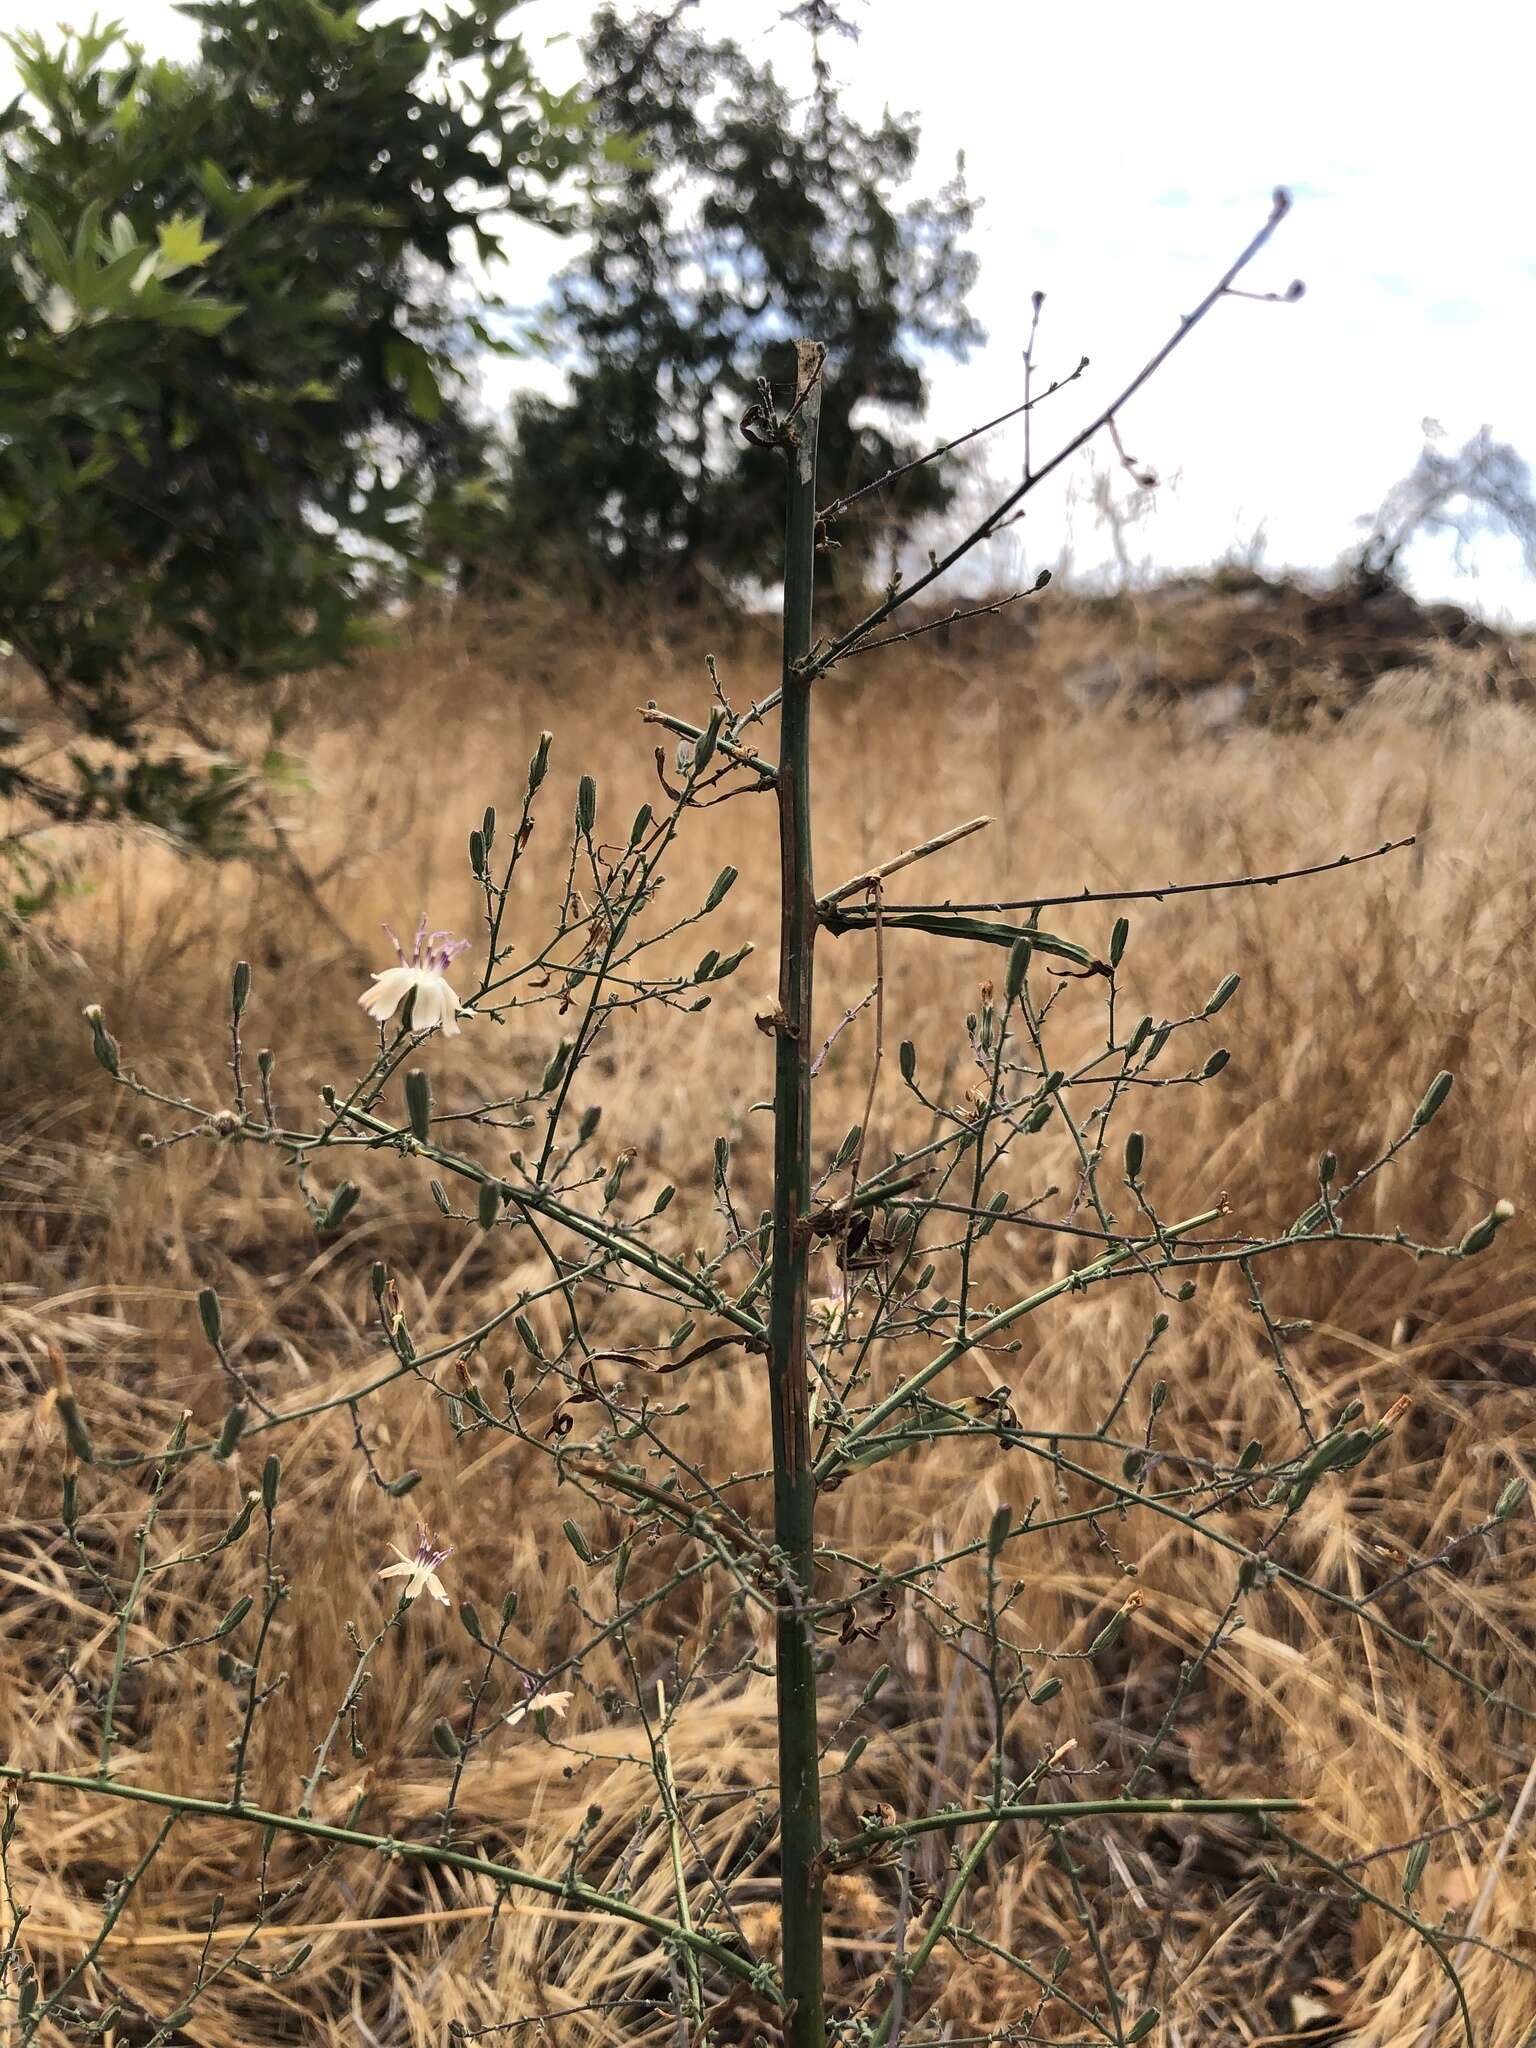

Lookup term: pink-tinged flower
[359,917,471,1038]
[810,1272,857,1340]
[377,1524,452,1606]
[504,1682,574,1729]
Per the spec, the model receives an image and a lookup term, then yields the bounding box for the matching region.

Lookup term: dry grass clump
[1,596,1533,2046]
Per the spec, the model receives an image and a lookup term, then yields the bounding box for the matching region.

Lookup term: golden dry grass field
[2,589,1534,2046]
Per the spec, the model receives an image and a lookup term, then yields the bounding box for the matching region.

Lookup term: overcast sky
[6,2,1534,616]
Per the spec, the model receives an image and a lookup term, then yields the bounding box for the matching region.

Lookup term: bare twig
[818,816,993,910]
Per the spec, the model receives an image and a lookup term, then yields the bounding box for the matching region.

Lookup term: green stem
[832,1793,1304,1859]
[768,338,827,2048]
[871,1817,1005,2046]
[0,1766,762,1989]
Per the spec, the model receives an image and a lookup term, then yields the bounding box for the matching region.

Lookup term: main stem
[770,338,826,2048]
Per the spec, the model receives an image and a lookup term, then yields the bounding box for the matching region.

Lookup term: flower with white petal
[358,917,471,1039]
[810,1271,857,1341]
[377,1524,452,1607]
[504,1684,574,1729]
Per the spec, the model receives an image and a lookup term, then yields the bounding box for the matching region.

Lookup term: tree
[1357,422,1536,589]
[0,3,594,852]
[504,3,981,592]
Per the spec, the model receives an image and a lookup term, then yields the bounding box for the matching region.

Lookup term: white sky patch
[5,0,1533,617]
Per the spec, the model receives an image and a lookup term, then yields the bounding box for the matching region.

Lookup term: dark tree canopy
[506,4,981,591]
[0,2,592,841]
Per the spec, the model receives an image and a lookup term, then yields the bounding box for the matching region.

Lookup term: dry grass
[2,592,1534,2046]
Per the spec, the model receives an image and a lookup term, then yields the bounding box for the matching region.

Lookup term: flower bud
[1495,1477,1528,1522]
[563,1518,592,1564]
[708,944,751,980]
[860,1663,891,1706]
[404,1069,432,1142]
[385,1469,422,1497]
[56,1392,94,1463]
[1088,1590,1143,1655]
[986,1504,1012,1557]
[1031,1675,1062,1704]
[1124,1130,1145,1180]
[431,1719,461,1758]
[82,1004,120,1076]
[214,1595,253,1638]
[693,711,723,772]
[899,1040,917,1083]
[468,828,486,878]
[541,1041,571,1093]
[1205,972,1241,1016]
[214,1404,248,1461]
[224,1494,256,1543]
[1006,936,1032,1001]
[1200,1048,1230,1079]
[231,961,251,1021]
[198,1287,223,1347]
[1319,1151,1337,1185]
[1412,1070,1454,1130]
[1458,1200,1514,1258]
[261,1454,281,1511]
[575,775,597,836]
[477,1181,501,1230]
[704,864,738,912]
[527,731,552,794]
[1108,917,1129,968]
[321,1182,359,1233]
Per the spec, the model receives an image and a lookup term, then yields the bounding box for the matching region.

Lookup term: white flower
[359,917,471,1039]
[377,1524,452,1607]
[504,1685,574,1729]
[810,1273,857,1340]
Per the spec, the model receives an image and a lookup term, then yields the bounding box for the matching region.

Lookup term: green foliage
[503,5,981,591]
[0,2,592,846]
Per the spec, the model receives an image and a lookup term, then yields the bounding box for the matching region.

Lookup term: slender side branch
[818,816,993,910]
[0,1767,762,1989]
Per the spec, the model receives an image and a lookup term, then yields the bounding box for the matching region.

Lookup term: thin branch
[750,187,1296,713]
[850,835,1415,917]
[0,1767,762,1988]
[818,815,993,910]
[830,572,1051,663]
[816,357,1090,525]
